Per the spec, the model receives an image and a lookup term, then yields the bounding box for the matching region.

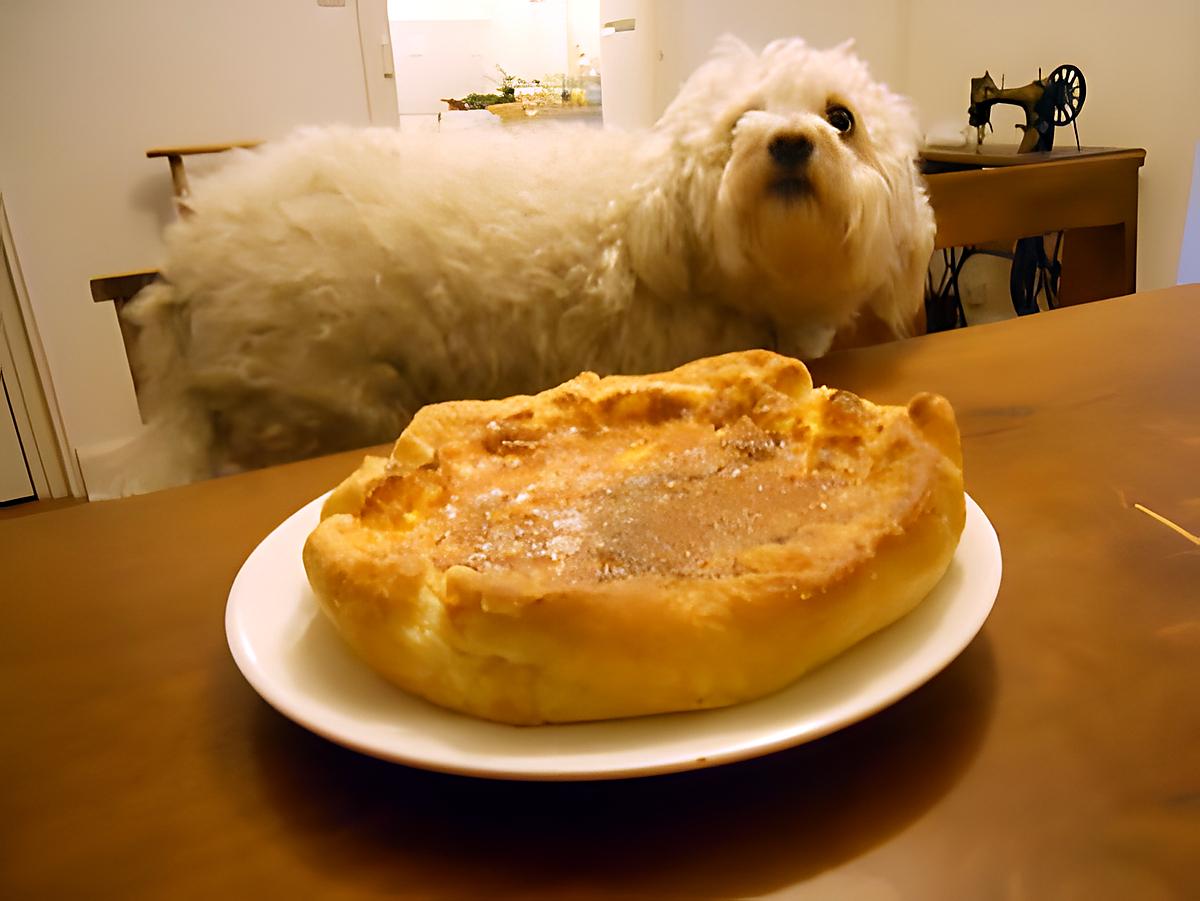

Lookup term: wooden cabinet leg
[1059,224,1130,306]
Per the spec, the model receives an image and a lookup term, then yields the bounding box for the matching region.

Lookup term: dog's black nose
[768,135,813,168]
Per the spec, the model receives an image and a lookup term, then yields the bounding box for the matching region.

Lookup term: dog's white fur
[121,36,933,491]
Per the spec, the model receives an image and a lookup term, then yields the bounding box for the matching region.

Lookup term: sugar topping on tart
[355,383,941,587]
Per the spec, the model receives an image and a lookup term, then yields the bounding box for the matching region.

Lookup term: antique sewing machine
[925,63,1090,331]
[968,64,1086,152]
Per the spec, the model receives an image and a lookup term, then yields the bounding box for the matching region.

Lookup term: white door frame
[0,195,82,498]
[355,0,399,126]
[0,367,36,503]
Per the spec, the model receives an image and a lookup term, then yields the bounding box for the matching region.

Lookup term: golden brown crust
[302,350,966,724]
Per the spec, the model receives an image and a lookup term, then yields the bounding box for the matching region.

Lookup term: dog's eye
[826,105,855,135]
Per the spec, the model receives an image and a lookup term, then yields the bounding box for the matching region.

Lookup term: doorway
[386,0,602,131]
[0,196,78,502]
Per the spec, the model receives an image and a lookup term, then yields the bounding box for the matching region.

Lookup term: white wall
[491,0,573,80]
[0,0,377,490]
[906,0,1200,294]
[566,0,602,75]
[1179,142,1200,284]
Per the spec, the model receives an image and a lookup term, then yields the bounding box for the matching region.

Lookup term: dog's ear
[655,34,757,141]
[868,171,936,338]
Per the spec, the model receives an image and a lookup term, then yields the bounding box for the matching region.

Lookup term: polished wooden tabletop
[3,286,1198,899]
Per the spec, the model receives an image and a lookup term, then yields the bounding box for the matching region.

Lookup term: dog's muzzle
[767,134,814,201]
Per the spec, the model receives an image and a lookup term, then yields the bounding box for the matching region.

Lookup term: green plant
[459,92,509,110]
[488,65,519,100]
[450,65,557,110]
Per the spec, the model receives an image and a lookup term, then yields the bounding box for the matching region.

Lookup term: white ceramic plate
[227,493,1001,781]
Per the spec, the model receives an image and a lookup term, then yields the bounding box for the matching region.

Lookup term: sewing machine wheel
[1047,64,1086,125]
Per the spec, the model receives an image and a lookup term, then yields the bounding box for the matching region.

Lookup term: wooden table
[922,146,1146,306]
[3,286,1197,898]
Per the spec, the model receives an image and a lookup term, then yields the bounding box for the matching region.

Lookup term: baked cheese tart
[302,350,965,725]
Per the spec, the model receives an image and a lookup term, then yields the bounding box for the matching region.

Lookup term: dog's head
[650,37,934,341]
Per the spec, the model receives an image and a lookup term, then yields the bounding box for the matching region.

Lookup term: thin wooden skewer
[1133,503,1200,547]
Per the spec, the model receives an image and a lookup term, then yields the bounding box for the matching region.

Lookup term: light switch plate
[317,0,346,7]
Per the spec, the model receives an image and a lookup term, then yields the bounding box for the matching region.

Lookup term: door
[357,0,400,125]
[0,367,35,504]
[0,194,79,498]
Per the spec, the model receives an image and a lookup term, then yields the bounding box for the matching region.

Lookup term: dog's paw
[774,323,838,360]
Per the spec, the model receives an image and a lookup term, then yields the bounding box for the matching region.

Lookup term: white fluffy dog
[122,36,933,490]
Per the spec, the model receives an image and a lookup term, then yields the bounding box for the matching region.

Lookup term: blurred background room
[1,0,1197,502]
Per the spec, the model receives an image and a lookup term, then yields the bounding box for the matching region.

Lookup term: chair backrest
[145,141,263,214]
[91,141,265,350]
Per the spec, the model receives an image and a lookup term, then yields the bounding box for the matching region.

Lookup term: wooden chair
[90,141,263,318]
[145,141,263,212]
